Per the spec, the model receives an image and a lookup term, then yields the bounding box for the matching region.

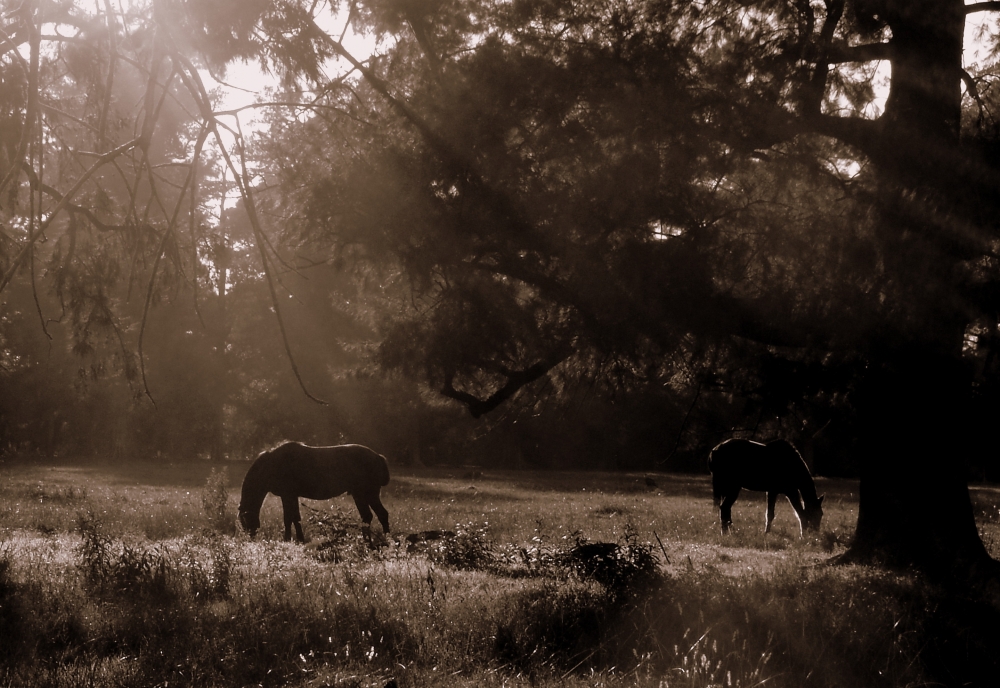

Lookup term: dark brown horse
[238,442,390,542]
[708,438,823,535]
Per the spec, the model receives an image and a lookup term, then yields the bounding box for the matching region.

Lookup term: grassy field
[2,457,1000,687]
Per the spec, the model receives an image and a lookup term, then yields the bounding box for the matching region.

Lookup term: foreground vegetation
[2,459,1000,687]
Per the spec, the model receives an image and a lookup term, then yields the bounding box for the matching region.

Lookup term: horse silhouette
[238,442,390,542]
[708,438,823,535]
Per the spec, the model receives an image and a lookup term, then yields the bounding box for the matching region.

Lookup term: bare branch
[966,2,1000,14]
[97,0,119,150]
[40,102,100,133]
[962,69,986,126]
[21,162,122,231]
[0,136,142,294]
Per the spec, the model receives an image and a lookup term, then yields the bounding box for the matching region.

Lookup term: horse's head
[801,495,825,532]
[237,507,260,537]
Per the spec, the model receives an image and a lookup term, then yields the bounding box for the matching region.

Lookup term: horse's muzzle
[237,510,259,537]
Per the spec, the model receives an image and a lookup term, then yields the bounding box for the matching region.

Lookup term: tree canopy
[5,0,1000,577]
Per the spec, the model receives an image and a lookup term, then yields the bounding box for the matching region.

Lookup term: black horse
[708,438,823,535]
[237,442,390,542]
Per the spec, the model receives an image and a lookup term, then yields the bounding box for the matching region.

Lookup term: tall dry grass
[0,460,999,686]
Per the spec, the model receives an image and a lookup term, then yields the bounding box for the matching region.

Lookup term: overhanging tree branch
[824,41,893,64]
[966,2,1000,13]
[441,347,573,418]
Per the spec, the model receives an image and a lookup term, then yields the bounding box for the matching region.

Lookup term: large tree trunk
[838,348,999,580]
[830,1,1000,581]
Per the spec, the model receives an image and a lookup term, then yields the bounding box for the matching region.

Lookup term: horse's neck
[239,483,267,513]
[796,474,819,504]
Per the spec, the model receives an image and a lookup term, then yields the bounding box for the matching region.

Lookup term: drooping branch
[169,48,328,405]
[124,40,169,303]
[21,162,124,231]
[441,348,573,418]
[136,124,211,405]
[0,0,39,202]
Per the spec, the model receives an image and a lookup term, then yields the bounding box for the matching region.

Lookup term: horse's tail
[376,453,390,486]
[708,445,722,506]
[710,483,721,507]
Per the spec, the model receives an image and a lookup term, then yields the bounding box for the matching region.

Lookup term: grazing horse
[237,442,390,542]
[708,438,823,535]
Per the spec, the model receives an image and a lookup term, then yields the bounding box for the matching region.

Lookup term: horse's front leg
[281,495,305,542]
[786,492,806,536]
[765,492,778,533]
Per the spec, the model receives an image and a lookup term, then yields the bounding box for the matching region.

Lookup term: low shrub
[426,522,498,572]
[201,467,232,535]
[562,527,659,598]
[305,507,379,562]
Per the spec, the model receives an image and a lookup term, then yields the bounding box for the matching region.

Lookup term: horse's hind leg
[719,489,739,534]
[352,492,375,541]
[281,495,305,542]
[352,488,389,533]
[370,490,390,533]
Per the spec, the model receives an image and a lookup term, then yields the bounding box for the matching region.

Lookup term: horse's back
[709,439,765,477]
[709,438,806,493]
[313,444,390,488]
[263,442,388,499]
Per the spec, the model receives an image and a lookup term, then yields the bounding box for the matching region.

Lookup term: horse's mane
[262,439,295,454]
[768,439,802,460]
[240,442,292,511]
[769,439,820,502]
